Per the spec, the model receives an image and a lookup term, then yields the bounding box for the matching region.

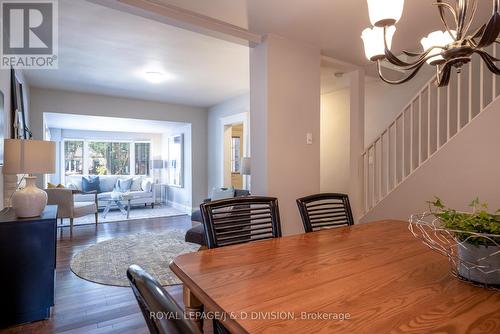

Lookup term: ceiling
[152,0,492,67]
[24,0,250,108]
[26,1,493,106]
[44,113,187,133]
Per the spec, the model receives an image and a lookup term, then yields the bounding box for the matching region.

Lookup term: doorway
[223,123,244,188]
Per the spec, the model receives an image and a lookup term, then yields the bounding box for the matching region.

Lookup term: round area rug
[70,230,199,287]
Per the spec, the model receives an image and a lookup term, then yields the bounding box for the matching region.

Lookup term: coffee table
[101,193,133,219]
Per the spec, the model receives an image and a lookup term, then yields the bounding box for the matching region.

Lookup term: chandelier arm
[471,23,486,41]
[435,1,459,39]
[382,26,413,67]
[456,0,467,39]
[395,52,449,71]
[436,63,453,87]
[474,50,500,74]
[385,47,445,70]
[476,11,500,48]
[382,27,445,68]
[402,50,424,57]
[463,0,479,37]
[376,60,427,85]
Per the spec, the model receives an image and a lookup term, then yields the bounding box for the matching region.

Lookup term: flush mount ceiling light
[361,0,500,87]
[144,71,166,84]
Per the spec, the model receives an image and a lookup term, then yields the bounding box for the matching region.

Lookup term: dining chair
[200,196,282,249]
[127,265,202,334]
[296,193,354,233]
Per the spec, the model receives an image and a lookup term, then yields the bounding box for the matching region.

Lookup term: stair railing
[362,45,500,214]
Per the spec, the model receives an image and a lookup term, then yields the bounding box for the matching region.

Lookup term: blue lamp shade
[152,160,164,169]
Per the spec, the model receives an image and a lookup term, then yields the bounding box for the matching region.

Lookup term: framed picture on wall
[0,90,4,165]
[18,84,28,139]
[10,68,31,140]
[10,68,18,139]
[167,134,184,188]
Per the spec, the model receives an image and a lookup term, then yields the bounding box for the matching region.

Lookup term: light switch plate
[306,133,313,145]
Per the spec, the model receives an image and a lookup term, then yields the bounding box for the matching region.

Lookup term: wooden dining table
[170,220,500,333]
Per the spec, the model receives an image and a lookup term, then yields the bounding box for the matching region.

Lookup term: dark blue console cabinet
[0,205,57,328]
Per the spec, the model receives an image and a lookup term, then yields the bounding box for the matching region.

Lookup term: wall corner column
[250,34,321,235]
[349,69,365,222]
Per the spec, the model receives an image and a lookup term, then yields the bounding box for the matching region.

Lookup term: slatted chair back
[296,193,354,233]
[200,196,282,249]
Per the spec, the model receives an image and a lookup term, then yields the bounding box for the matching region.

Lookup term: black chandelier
[361,0,500,87]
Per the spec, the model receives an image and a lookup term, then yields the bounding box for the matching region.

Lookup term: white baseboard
[167,200,192,215]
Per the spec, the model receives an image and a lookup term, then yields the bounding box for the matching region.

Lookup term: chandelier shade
[420,30,457,65]
[361,26,396,61]
[362,0,500,87]
[367,0,405,27]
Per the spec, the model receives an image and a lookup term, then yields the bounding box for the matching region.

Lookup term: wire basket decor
[409,212,500,289]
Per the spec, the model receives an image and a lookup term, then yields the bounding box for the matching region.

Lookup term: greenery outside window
[64,140,84,176]
[88,142,130,175]
[63,139,151,178]
[135,142,150,176]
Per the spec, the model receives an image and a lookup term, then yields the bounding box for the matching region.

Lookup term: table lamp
[3,139,56,217]
[240,157,251,176]
[152,158,165,184]
[240,157,251,191]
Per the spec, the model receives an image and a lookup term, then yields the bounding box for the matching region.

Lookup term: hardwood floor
[1,215,201,334]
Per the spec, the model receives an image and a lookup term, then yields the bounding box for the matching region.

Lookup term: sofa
[65,175,156,208]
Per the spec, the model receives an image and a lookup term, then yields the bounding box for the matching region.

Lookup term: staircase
[361,44,500,216]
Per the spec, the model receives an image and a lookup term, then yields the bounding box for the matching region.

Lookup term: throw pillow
[66,183,78,190]
[131,177,142,191]
[141,179,152,192]
[115,178,133,193]
[82,176,100,193]
[211,187,235,200]
[47,182,56,189]
[67,177,82,190]
[99,177,117,193]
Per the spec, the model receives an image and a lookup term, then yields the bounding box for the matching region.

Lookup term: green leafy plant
[428,197,500,246]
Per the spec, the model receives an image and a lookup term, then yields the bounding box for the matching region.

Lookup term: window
[63,139,151,178]
[64,140,84,176]
[87,142,130,175]
[167,134,183,187]
[231,137,241,173]
[135,142,151,175]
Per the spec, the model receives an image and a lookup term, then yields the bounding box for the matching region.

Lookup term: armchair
[45,188,98,230]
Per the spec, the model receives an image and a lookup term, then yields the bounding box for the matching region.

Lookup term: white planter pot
[457,243,500,286]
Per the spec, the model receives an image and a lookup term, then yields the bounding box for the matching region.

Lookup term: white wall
[365,68,433,147]
[0,70,10,208]
[250,34,321,235]
[361,94,500,223]
[161,123,193,212]
[207,93,249,193]
[320,89,350,194]
[0,69,32,208]
[29,87,208,210]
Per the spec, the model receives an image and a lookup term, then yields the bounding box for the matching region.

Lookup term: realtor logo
[1,0,58,68]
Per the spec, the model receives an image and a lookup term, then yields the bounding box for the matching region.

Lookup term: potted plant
[429,197,500,286]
